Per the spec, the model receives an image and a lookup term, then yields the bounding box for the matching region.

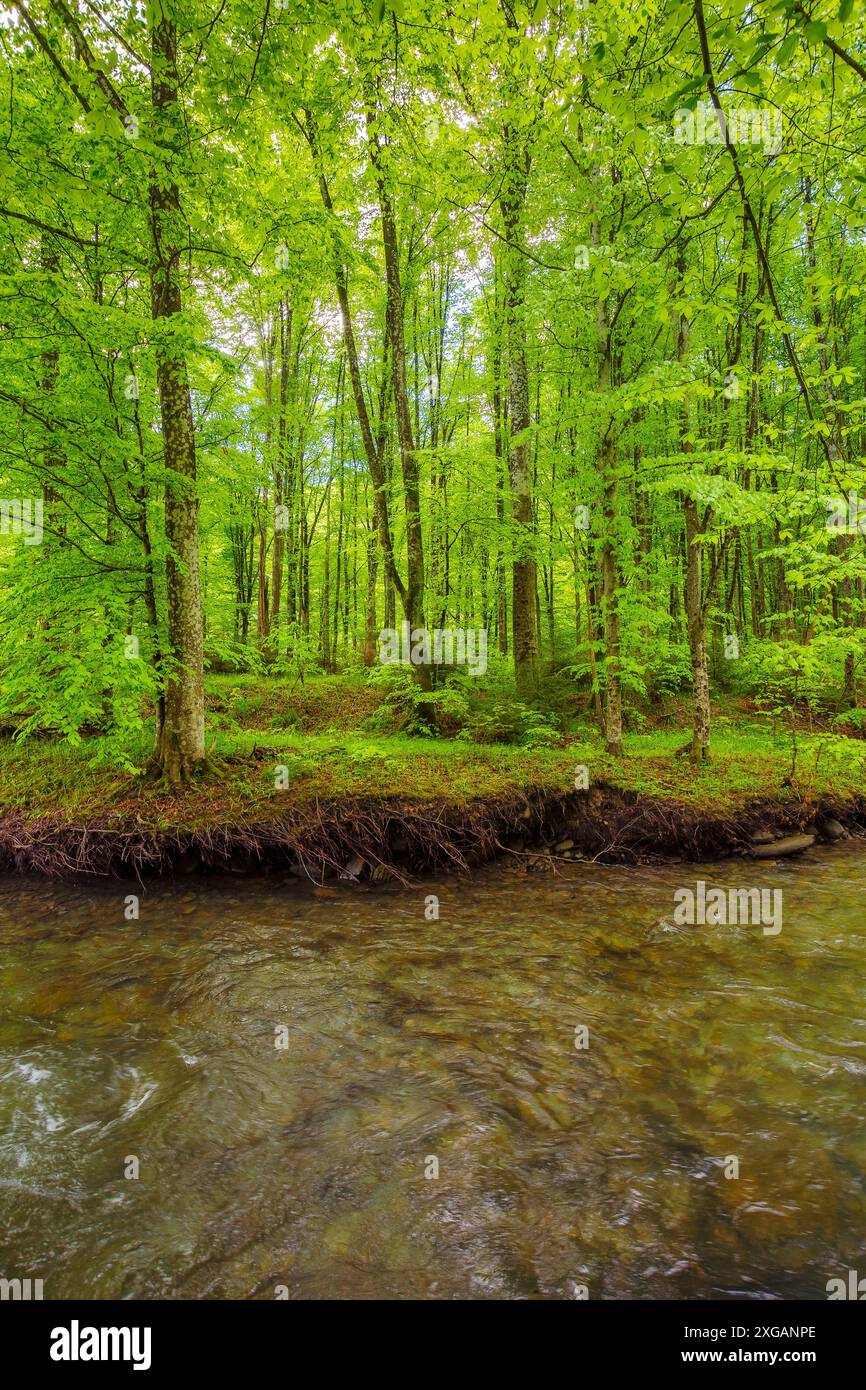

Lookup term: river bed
[1,848,864,1299]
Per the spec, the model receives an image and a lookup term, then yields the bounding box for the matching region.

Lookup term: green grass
[1,676,864,832]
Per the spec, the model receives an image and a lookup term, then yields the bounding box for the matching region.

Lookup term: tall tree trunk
[269,300,291,665]
[683,497,711,761]
[365,95,433,714]
[321,483,332,673]
[364,496,378,666]
[599,425,623,754]
[592,184,624,754]
[596,333,623,752]
[676,252,711,763]
[303,111,422,680]
[257,511,270,646]
[147,7,205,783]
[500,119,539,696]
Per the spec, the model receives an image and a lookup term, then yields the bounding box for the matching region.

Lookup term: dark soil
[1,784,863,883]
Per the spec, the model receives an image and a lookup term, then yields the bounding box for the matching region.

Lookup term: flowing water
[1,847,865,1301]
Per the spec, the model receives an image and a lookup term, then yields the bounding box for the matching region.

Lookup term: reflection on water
[1,847,865,1300]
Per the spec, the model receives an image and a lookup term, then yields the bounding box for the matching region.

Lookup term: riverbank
[1,680,865,878]
[1,781,861,881]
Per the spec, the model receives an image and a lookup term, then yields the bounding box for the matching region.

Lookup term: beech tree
[1,0,865,765]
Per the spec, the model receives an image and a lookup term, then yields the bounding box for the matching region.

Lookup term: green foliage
[735,638,851,716]
[649,645,693,699]
[1,0,865,774]
[455,697,560,748]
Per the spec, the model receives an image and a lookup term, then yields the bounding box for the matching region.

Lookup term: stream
[1,847,864,1299]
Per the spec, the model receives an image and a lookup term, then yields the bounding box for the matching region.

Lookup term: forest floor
[1,671,864,878]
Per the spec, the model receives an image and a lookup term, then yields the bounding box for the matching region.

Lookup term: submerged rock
[750,833,815,859]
